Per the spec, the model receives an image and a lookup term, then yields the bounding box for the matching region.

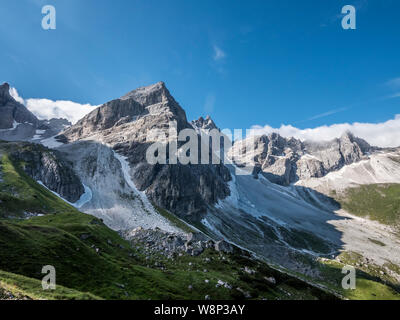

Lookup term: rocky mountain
[191,115,218,132]
[0,83,39,141]
[36,118,71,140]
[0,82,71,142]
[230,131,372,185]
[57,82,189,141]
[56,82,231,220]
[1,141,84,203]
[0,83,38,130]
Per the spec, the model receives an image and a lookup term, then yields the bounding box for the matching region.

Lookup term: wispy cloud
[10,87,98,124]
[385,77,400,89]
[299,88,400,124]
[213,45,226,61]
[250,114,400,148]
[300,107,348,123]
[381,77,400,100]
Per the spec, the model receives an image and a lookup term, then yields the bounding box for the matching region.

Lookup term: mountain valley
[1,81,400,300]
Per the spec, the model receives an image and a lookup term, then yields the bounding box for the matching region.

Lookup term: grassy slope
[0,152,78,218]
[268,249,400,300]
[317,252,400,300]
[0,270,100,300]
[153,205,196,234]
[0,143,335,300]
[323,183,400,299]
[336,183,400,225]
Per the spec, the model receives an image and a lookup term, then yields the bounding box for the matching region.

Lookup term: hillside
[0,140,340,300]
[335,184,400,225]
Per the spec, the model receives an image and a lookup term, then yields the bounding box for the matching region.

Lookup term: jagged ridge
[231,131,373,185]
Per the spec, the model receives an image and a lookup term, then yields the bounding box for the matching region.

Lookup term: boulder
[214,240,234,254]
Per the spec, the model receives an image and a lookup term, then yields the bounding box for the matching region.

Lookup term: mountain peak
[0,82,10,91]
[192,115,218,131]
[340,130,355,141]
[0,83,39,131]
[339,130,371,153]
[58,81,189,140]
[0,82,11,103]
[121,81,169,104]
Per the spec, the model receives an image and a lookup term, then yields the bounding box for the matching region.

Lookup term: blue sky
[1,0,400,132]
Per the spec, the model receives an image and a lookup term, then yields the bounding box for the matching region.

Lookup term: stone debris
[122,229,246,259]
[244,266,256,275]
[214,240,234,254]
[216,280,232,289]
[264,276,276,285]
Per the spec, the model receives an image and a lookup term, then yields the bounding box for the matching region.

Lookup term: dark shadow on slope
[196,169,351,276]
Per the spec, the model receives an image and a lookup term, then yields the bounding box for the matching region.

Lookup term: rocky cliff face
[57,82,231,219]
[0,83,71,142]
[0,83,38,130]
[57,82,190,142]
[10,143,84,202]
[231,131,372,185]
[36,118,72,139]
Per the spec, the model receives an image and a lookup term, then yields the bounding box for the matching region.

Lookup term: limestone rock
[231,131,373,185]
[214,240,234,253]
[0,83,38,130]
[10,143,84,202]
[57,82,232,218]
[191,115,218,132]
[0,83,71,142]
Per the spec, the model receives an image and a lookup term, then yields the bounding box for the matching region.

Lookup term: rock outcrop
[37,118,72,139]
[0,83,38,130]
[231,131,372,185]
[191,116,218,132]
[0,83,70,142]
[122,227,247,259]
[10,143,84,202]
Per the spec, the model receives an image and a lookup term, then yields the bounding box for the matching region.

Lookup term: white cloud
[9,87,25,105]
[250,115,400,148]
[10,87,98,124]
[213,45,226,61]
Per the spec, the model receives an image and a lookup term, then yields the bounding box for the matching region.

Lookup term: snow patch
[32,129,46,140]
[215,171,239,209]
[41,136,64,148]
[74,185,93,208]
[112,151,187,234]
[37,181,92,209]
[113,152,158,214]
[0,120,20,132]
